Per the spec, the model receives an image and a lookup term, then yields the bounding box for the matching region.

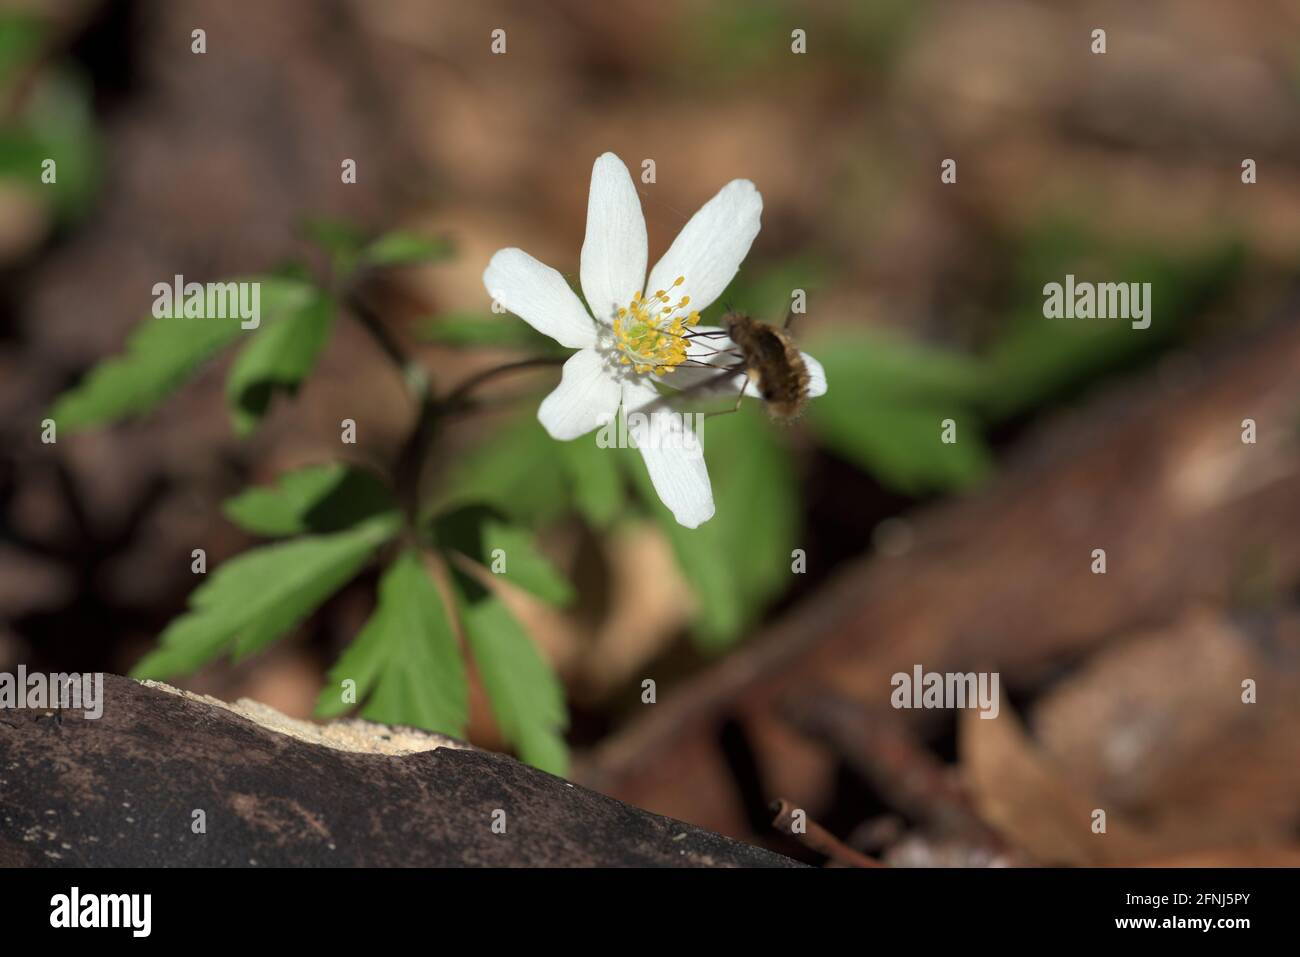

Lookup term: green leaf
[50,315,244,429]
[314,549,468,736]
[431,411,570,525]
[625,405,799,650]
[417,312,566,354]
[479,522,574,606]
[225,287,334,434]
[816,400,991,493]
[361,231,454,268]
[0,13,45,90]
[25,74,97,215]
[301,216,368,276]
[49,276,314,430]
[302,216,367,255]
[558,434,624,528]
[130,513,399,679]
[0,25,101,221]
[301,222,453,277]
[804,330,994,494]
[432,506,574,607]
[451,569,568,776]
[224,463,399,537]
[979,318,1150,422]
[979,229,1245,420]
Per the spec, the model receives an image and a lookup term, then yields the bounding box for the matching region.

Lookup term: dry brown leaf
[1032,608,1300,854]
[959,697,1159,865]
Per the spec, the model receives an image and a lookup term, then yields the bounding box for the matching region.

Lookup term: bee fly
[715,311,811,420]
[657,309,810,420]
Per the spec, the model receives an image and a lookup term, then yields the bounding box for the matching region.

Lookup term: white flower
[483,152,826,528]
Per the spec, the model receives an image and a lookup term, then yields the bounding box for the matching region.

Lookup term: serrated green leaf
[431,506,574,606]
[226,287,334,435]
[361,231,454,268]
[130,513,399,679]
[315,549,468,736]
[417,312,566,354]
[625,405,798,651]
[49,276,313,430]
[224,463,398,537]
[50,315,245,428]
[451,569,568,776]
[558,434,624,528]
[803,331,994,494]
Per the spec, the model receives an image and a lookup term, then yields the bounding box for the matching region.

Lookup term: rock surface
[0,674,799,867]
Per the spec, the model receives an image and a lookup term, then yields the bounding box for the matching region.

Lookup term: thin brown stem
[769,798,883,868]
[781,692,1013,853]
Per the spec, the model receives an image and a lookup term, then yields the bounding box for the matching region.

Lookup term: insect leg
[631,364,747,415]
[703,376,752,418]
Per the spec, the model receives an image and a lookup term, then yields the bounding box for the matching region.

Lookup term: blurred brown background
[3,0,1300,865]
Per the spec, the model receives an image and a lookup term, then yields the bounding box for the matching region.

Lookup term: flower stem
[344,286,563,517]
[441,356,566,412]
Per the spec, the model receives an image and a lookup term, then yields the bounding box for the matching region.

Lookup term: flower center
[612,276,700,376]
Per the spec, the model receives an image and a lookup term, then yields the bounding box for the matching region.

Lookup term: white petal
[537,349,621,440]
[802,352,827,397]
[580,153,648,326]
[483,248,597,349]
[645,179,762,315]
[623,378,715,528]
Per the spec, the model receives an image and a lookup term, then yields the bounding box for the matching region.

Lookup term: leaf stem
[346,286,429,401]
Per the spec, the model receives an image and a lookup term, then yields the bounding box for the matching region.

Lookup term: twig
[781,692,1013,853]
[769,798,883,868]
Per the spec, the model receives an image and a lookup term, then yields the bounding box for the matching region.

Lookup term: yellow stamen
[611,277,699,375]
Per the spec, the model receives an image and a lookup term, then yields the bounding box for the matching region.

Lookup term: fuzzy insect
[628,310,813,421]
[715,312,811,420]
